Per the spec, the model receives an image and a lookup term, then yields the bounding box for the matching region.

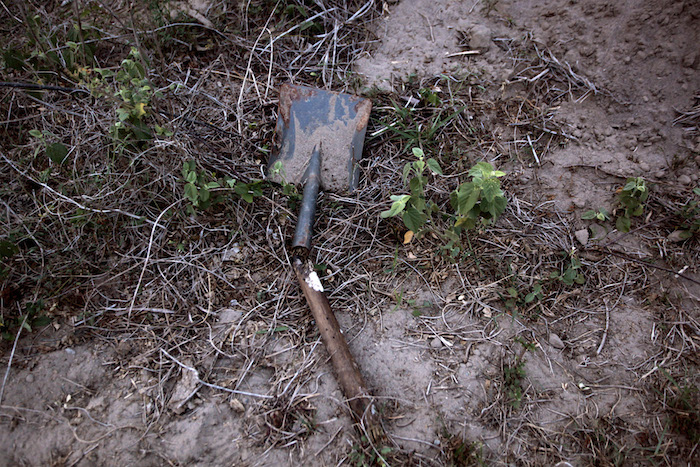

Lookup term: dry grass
[1,1,698,465]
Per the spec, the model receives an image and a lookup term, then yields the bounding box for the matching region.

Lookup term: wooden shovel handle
[292,256,381,434]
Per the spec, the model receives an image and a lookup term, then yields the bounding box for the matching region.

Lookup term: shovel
[269,84,380,434]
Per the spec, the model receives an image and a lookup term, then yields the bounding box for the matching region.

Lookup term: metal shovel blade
[268,83,372,193]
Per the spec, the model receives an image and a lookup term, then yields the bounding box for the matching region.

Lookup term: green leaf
[468,161,494,180]
[507,287,518,298]
[408,176,424,196]
[454,215,475,230]
[562,268,577,285]
[0,240,19,258]
[46,143,68,164]
[116,108,130,121]
[455,182,479,215]
[623,180,638,191]
[29,129,43,138]
[524,292,536,303]
[491,195,507,220]
[402,206,426,232]
[204,181,220,190]
[426,158,443,175]
[480,178,503,203]
[32,315,51,327]
[3,48,27,70]
[186,171,197,183]
[412,147,424,159]
[381,194,411,218]
[616,216,631,232]
[235,183,260,203]
[413,159,425,175]
[200,188,210,203]
[184,182,198,203]
[581,210,597,220]
[402,162,412,184]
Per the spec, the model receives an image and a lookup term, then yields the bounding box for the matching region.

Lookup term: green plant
[182,160,231,212]
[502,338,535,410]
[441,431,485,466]
[106,48,164,145]
[29,129,69,164]
[383,100,465,153]
[677,187,700,239]
[659,369,700,444]
[550,249,585,286]
[0,239,19,280]
[451,162,507,230]
[380,149,507,261]
[616,177,648,232]
[182,161,265,213]
[270,160,301,208]
[502,282,544,316]
[0,300,51,341]
[380,147,442,233]
[348,435,393,467]
[6,17,100,78]
[582,208,610,222]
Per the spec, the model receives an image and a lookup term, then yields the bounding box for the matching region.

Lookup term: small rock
[638,161,650,172]
[667,230,688,243]
[65,348,75,355]
[682,52,697,68]
[469,25,492,51]
[575,229,589,246]
[430,337,443,348]
[25,374,35,383]
[549,333,565,349]
[230,398,245,413]
[564,48,580,67]
[678,174,692,185]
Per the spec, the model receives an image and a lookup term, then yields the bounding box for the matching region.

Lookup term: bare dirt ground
[1,0,698,465]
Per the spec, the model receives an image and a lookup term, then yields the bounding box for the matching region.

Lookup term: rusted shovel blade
[268,83,372,193]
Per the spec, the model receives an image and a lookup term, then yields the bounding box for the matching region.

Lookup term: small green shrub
[503,338,535,410]
[451,162,507,230]
[0,300,51,340]
[503,282,544,316]
[550,249,585,286]
[29,129,69,164]
[380,147,442,233]
[677,187,700,239]
[6,18,100,77]
[106,48,166,145]
[581,208,610,222]
[381,148,507,240]
[616,177,648,232]
[182,160,265,214]
[348,435,393,467]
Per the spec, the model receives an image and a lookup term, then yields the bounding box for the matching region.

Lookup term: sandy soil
[1,0,698,465]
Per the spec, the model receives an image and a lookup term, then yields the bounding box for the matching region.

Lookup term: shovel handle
[292,145,321,250]
[292,256,382,435]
